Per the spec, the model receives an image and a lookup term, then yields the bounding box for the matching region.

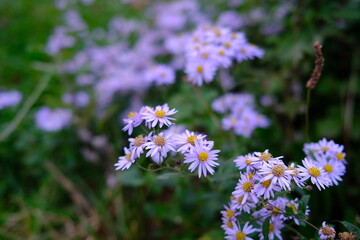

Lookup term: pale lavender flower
[144,132,176,164]
[258,160,294,191]
[183,140,220,178]
[115,147,134,170]
[62,91,90,107]
[128,135,149,159]
[0,90,22,110]
[174,130,206,154]
[141,104,177,128]
[122,111,143,135]
[225,221,258,240]
[297,158,331,190]
[232,174,258,205]
[46,26,75,55]
[35,107,72,132]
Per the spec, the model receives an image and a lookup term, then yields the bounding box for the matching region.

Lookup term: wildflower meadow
[1,0,360,239]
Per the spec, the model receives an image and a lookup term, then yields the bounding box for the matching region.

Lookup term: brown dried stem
[306,41,324,89]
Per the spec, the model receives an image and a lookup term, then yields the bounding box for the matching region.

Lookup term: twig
[306,42,324,89]
[0,72,52,142]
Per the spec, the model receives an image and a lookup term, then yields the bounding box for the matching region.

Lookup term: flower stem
[305,88,311,142]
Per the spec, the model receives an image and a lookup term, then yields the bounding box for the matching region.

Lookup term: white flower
[183,140,220,178]
[297,158,331,190]
[318,221,336,239]
[141,104,177,128]
[115,147,135,170]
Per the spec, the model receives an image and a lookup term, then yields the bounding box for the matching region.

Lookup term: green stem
[0,72,52,142]
[305,88,312,142]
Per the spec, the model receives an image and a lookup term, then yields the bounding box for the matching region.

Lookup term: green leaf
[299,195,310,213]
[262,216,271,240]
[339,221,360,236]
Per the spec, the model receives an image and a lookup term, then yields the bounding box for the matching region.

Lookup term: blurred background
[1,0,360,239]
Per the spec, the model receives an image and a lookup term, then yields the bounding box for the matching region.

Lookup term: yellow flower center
[272,165,285,177]
[134,135,145,147]
[245,158,251,165]
[187,135,197,145]
[125,153,132,161]
[219,50,225,56]
[201,52,209,59]
[226,220,233,228]
[155,110,166,118]
[237,196,244,204]
[262,179,272,188]
[235,231,246,240]
[260,151,272,162]
[288,166,298,176]
[269,223,274,232]
[193,37,199,42]
[226,209,234,218]
[247,172,254,180]
[154,136,166,146]
[309,167,321,177]
[224,42,231,48]
[213,28,222,36]
[240,48,246,53]
[242,181,253,192]
[272,207,281,216]
[336,153,345,161]
[197,66,204,73]
[198,152,209,162]
[128,112,135,118]
[324,164,333,173]
[287,204,297,213]
[322,146,329,152]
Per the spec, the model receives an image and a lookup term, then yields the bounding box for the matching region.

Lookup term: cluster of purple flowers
[115,103,220,178]
[221,138,347,240]
[166,26,264,86]
[212,93,269,137]
[0,90,22,110]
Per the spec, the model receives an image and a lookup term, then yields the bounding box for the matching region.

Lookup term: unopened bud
[265,204,274,211]
[305,185,313,191]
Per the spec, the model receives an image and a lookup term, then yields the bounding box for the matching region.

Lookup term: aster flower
[141,104,177,128]
[185,60,217,86]
[115,147,135,170]
[129,135,148,159]
[253,177,282,199]
[144,132,176,164]
[287,162,305,187]
[284,198,310,225]
[221,203,238,222]
[232,174,259,205]
[122,111,143,135]
[35,107,72,132]
[174,130,207,153]
[258,160,294,191]
[0,90,22,110]
[225,221,258,240]
[230,194,257,213]
[318,221,336,239]
[234,153,257,172]
[258,218,284,240]
[250,149,283,169]
[297,158,331,190]
[183,140,220,178]
[317,157,346,186]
